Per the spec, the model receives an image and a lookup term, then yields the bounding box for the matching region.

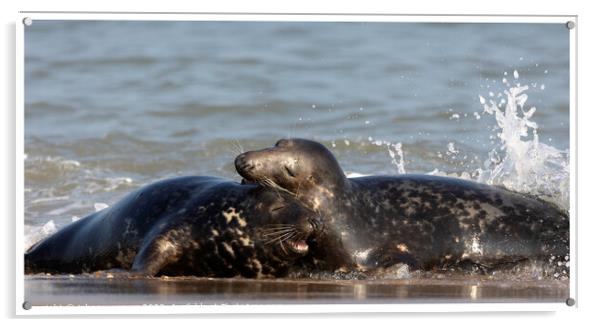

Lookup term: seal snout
[235,153,254,176]
[236,152,269,182]
[235,153,248,169]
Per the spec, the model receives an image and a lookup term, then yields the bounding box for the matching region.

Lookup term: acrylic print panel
[19,15,574,312]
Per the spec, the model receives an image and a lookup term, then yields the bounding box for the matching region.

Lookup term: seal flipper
[131,235,182,276]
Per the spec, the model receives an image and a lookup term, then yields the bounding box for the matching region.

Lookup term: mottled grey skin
[25,176,321,278]
[235,138,570,278]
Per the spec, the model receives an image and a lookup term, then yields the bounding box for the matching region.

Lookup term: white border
[569,15,577,310]
[15,12,577,315]
[16,12,574,23]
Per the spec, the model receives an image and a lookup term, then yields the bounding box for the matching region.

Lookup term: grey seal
[25,176,322,278]
[235,138,570,278]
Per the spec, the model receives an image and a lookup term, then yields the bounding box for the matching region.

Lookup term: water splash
[474,85,570,210]
[370,139,406,174]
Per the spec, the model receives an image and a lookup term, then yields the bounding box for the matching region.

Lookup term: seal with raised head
[235,138,570,278]
[25,176,321,278]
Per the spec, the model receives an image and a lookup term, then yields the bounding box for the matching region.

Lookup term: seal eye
[270,205,285,212]
[284,166,296,178]
[275,139,291,147]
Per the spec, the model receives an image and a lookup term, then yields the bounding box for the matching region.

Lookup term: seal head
[235,138,348,209]
[255,191,322,257]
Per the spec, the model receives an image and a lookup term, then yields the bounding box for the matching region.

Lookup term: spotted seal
[235,138,570,278]
[25,176,321,278]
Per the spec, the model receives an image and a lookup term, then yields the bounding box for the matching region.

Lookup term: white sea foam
[24,220,57,250]
[346,172,370,178]
[94,202,109,212]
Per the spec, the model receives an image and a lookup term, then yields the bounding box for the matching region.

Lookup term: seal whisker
[261,225,295,231]
[266,230,299,245]
[262,226,296,231]
[262,177,296,197]
[227,141,244,157]
[291,231,306,242]
[261,229,296,235]
[234,138,244,154]
[279,239,288,255]
[257,178,283,199]
[261,229,296,238]
[277,231,298,244]
[265,231,295,245]
[262,226,295,232]
[263,226,295,232]
[264,223,296,227]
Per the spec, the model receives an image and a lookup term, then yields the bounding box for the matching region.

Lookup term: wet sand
[24,275,569,306]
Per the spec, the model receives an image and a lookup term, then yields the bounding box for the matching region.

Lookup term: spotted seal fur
[25,176,321,278]
[235,138,570,278]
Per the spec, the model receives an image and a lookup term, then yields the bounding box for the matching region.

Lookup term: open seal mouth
[260,224,314,257]
[285,239,309,255]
